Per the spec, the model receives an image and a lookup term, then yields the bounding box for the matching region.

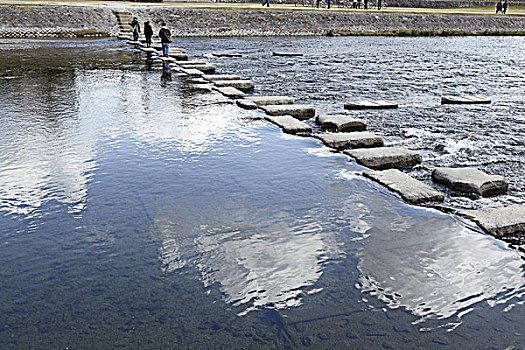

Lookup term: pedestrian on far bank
[144,21,153,47]
[364,0,368,9]
[502,0,508,13]
[496,0,502,13]
[377,0,382,9]
[129,17,140,42]
[158,22,172,57]
[262,0,270,7]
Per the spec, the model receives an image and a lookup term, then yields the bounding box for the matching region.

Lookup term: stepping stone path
[213,80,255,91]
[237,96,296,110]
[364,169,445,204]
[460,204,525,238]
[316,114,366,132]
[266,115,312,134]
[203,74,242,82]
[260,105,315,120]
[344,100,398,110]
[215,86,246,99]
[432,167,508,197]
[344,147,422,170]
[314,132,383,150]
[272,52,304,56]
[441,95,491,104]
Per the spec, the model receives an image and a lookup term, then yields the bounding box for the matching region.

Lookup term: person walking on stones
[502,0,508,13]
[496,0,502,13]
[144,21,153,47]
[262,0,270,7]
[158,22,172,57]
[129,17,140,42]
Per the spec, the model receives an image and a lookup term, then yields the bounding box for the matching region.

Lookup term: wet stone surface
[265,115,312,134]
[314,132,384,151]
[432,167,508,197]
[344,147,423,170]
[316,114,367,132]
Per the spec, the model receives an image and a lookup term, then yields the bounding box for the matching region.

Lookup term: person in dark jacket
[144,21,153,47]
[502,0,508,13]
[158,23,171,57]
[496,0,502,13]
[129,17,140,42]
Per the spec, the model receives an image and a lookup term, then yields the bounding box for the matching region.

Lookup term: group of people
[496,0,508,13]
[129,17,173,57]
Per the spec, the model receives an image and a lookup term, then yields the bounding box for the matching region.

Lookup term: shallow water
[0,37,524,349]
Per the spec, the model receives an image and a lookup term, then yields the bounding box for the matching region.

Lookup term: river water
[0,36,524,349]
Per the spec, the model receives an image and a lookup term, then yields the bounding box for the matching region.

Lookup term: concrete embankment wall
[1,4,525,38]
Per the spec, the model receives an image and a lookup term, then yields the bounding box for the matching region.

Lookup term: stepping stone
[237,96,296,110]
[139,47,157,54]
[180,64,215,74]
[118,34,132,40]
[344,147,422,170]
[181,68,204,76]
[314,132,383,150]
[431,167,508,197]
[441,95,491,104]
[170,53,189,61]
[259,105,315,120]
[126,40,143,46]
[344,100,398,110]
[177,60,207,66]
[459,204,525,238]
[212,53,242,57]
[266,115,312,134]
[273,52,303,56]
[160,56,177,63]
[202,74,242,82]
[213,80,255,91]
[215,86,246,99]
[364,169,444,204]
[192,84,213,92]
[316,114,366,132]
[189,78,208,84]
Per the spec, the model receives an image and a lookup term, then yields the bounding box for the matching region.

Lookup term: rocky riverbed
[1,4,525,38]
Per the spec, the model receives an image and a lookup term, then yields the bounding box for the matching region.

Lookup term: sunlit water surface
[0,37,524,349]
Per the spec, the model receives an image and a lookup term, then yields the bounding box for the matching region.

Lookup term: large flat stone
[181,68,204,76]
[214,86,246,99]
[344,147,422,170]
[316,114,366,132]
[432,167,508,197]
[459,205,525,237]
[202,74,242,82]
[363,169,444,204]
[244,96,295,107]
[272,52,303,56]
[179,64,215,73]
[441,95,491,104]
[126,40,143,46]
[265,115,312,134]
[259,105,315,120]
[213,80,255,91]
[314,132,383,150]
[170,53,189,61]
[139,47,157,54]
[177,60,207,66]
[344,100,398,110]
[212,52,242,57]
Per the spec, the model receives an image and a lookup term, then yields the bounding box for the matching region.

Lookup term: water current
[0,36,524,349]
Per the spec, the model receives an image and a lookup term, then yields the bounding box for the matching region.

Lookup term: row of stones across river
[117,13,523,241]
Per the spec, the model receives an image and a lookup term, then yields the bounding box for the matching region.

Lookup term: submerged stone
[344,147,422,169]
[202,74,242,82]
[215,86,246,99]
[460,204,525,237]
[314,132,383,150]
[344,100,398,110]
[260,105,315,120]
[316,114,366,132]
[266,115,312,134]
[431,167,508,197]
[363,169,444,204]
[441,95,491,104]
[213,80,255,91]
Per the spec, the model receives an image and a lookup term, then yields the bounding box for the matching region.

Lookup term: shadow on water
[0,38,524,349]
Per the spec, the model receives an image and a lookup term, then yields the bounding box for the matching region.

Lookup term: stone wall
[0,4,524,38]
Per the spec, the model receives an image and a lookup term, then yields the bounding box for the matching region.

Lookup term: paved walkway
[1,0,525,16]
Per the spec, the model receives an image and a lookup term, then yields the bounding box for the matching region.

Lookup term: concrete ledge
[202,74,242,82]
[213,80,255,91]
[459,204,525,238]
[266,115,312,134]
[260,105,315,120]
[313,132,383,150]
[316,114,366,132]
[363,169,444,204]
[344,100,398,110]
[441,95,491,104]
[344,147,422,169]
[432,167,508,197]
[214,86,246,99]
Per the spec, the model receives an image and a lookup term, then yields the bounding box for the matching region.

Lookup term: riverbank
[1,1,525,37]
